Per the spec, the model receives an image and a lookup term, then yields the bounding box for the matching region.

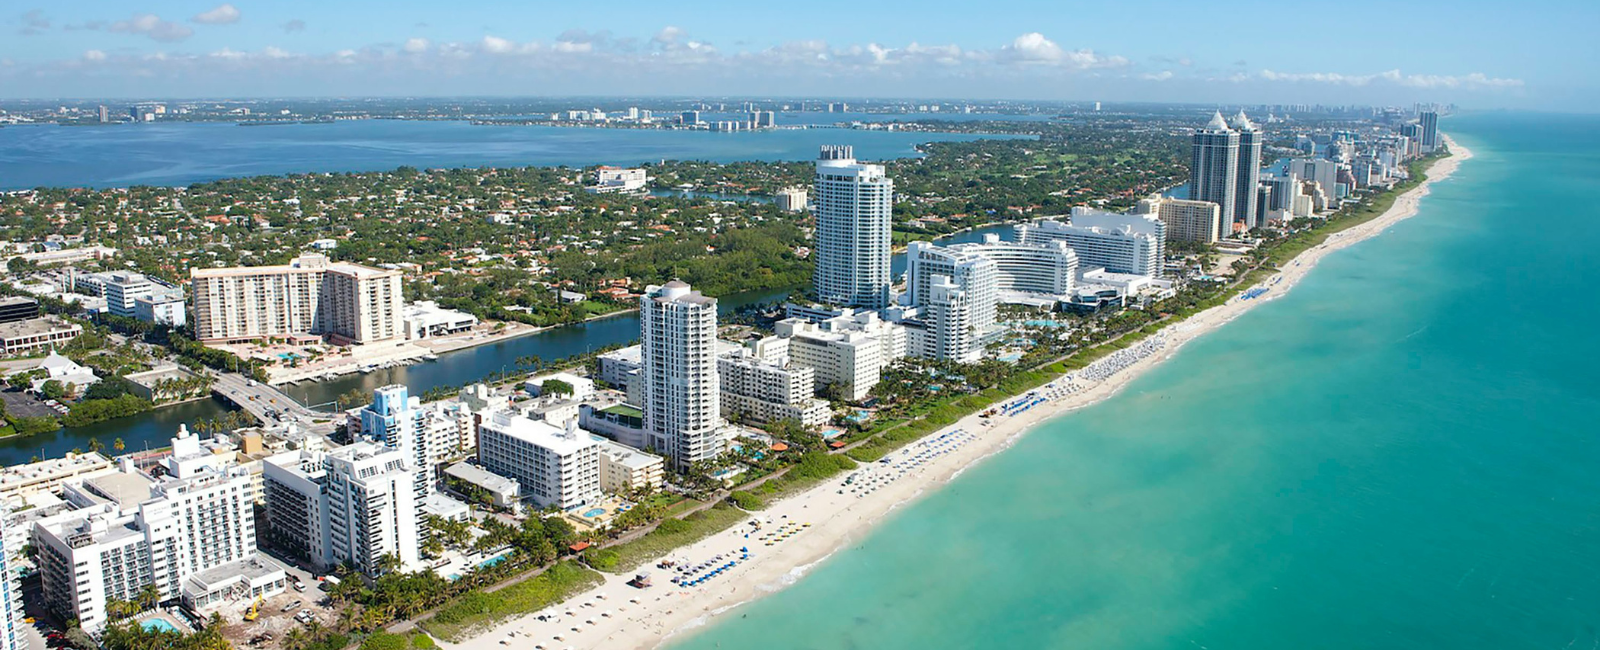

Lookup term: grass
[607,502,750,573]
[734,451,857,508]
[419,562,604,642]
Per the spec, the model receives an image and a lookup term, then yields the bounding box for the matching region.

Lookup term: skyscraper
[1189,111,1240,240]
[641,281,724,469]
[812,145,893,309]
[1231,111,1264,230]
[1419,111,1439,152]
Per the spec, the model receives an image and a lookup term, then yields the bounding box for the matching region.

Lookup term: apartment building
[477,411,602,510]
[190,253,402,345]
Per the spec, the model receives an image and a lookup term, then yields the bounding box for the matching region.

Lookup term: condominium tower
[1419,111,1439,152]
[812,145,893,309]
[1016,209,1165,278]
[261,442,422,576]
[640,281,725,469]
[191,253,403,344]
[1189,111,1240,239]
[1231,111,1264,229]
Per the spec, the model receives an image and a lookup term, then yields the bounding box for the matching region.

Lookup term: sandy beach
[435,136,1471,650]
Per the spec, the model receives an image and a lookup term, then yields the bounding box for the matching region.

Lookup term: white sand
[437,136,1472,650]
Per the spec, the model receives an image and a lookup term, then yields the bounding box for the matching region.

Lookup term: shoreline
[437,136,1472,650]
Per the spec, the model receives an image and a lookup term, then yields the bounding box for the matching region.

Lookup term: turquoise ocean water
[672,113,1600,649]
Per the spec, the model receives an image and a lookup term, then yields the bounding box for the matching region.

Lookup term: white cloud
[192,4,241,25]
[1142,70,1173,81]
[108,14,193,42]
[402,38,429,54]
[209,48,247,60]
[1001,32,1126,69]
[652,26,686,47]
[82,49,106,62]
[480,35,515,54]
[262,46,290,59]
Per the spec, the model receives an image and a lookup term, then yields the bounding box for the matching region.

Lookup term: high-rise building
[477,412,602,510]
[262,442,423,576]
[1419,111,1439,152]
[1231,111,1264,229]
[0,505,23,650]
[1189,111,1240,239]
[943,235,1078,300]
[775,188,807,212]
[904,241,998,334]
[918,275,981,363]
[1135,196,1223,244]
[359,385,474,487]
[1016,209,1166,277]
[640,281,725,469]
[812,145,893,309]
[35,428,274,631]
[191,253,403,344]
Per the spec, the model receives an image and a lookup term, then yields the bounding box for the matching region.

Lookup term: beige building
[592,437,665,494]
[1135,195,1223,244]
[775,310,905,401]
[717,351,832,429]
[0,316,82,355]
[191,253,402,344]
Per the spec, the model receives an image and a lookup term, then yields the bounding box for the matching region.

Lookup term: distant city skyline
[2,1,1587,110]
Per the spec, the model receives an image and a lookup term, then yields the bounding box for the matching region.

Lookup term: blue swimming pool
[478,552,509,568]
[582,508,607,518]
[142,619,179,633]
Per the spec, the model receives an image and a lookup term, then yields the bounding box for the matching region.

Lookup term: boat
[422,353,440,361]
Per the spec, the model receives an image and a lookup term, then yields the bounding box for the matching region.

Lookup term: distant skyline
[3,0,1591,110]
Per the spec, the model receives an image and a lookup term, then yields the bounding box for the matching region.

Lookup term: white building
[133,292,186,328]
[1290,158,1343,202]
[775,310,905,401]
[402,301,478,339]
[1135,195,1223,244]
[640,281,725,469]
[0,317,82,355]
[0,505,23,650]
[35,428,264,631]
[775,188,807,212]
[903,242,998,333]
[102,272,153,319]
[525,372,596,401]
[717,351,831,429]
[477,412,602,510]
[1189,111,1240,238]
[586,167,649,194]
[261,442,423,576]
[191,253,403,345]
[359,385,474,490]
[1016,209,1165,278]
[944,235,1078,301]
[813,145,893,309]
[596,345,643,391]
[914,275,983,363]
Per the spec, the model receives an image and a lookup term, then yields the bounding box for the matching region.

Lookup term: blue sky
[3,0,1594,109]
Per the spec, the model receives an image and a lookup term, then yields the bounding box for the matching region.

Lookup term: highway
[210,371,326,425]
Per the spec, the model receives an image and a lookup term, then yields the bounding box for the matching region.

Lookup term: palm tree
[136,583,162,611]
[87,438,104,453]
[113,437,126,452]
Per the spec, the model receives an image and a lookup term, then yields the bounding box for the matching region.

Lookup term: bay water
[671,114,1600,649]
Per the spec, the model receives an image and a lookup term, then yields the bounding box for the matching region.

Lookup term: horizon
[4,0,1586,111]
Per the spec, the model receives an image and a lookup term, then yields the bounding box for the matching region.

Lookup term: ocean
[0,119,1023,190]
[669,114,1600,650]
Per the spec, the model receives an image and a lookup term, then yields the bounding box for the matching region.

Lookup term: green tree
[41,380,65,400]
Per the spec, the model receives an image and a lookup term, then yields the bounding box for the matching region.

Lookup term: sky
[3,0,1595,110]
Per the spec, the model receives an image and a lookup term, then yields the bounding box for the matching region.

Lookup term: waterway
[0,118,1029,190]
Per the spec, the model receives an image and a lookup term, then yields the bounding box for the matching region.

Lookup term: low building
[586,167,649,194]
[181,554,289,614]
[717,352,831,429]
[525,372,596,401]
[402,301,479,339]
[0,452,115,502]
[443,462,520,510]
[592,437,665,494]
[0,297,40,324]
[0,316,82,355]
[10,351,99,395]
[133,292,187,328]
[775,188,807,212]
[578,403,649,450]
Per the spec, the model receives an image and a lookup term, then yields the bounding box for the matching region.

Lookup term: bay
[671,114,1600,650]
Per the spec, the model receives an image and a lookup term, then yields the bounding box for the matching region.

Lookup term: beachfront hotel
[191,253,403,345]
[476,411,602,510]
[640,281,727,470]
[717,347,832,429]
[1189,110,1240,237]
[812,145,894,309]
[903,241,999,333]
[1017,209,1166,278]
[33,428,279,631]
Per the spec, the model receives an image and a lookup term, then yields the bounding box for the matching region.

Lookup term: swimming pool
[478,552,509,568]
[582,508,607,518]
[142,619,179,634]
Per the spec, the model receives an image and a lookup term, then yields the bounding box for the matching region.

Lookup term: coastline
[436,136,1472,650]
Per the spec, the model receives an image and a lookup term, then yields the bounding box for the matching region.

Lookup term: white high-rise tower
[1189,111,1240,240]
[1231,110,1264,229]
[641,281,725,469]
[812,145,893,309]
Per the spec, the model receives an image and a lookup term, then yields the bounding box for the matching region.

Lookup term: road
[209,371,326,425]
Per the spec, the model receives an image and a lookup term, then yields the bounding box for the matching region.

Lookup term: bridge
[210,372,328,425]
